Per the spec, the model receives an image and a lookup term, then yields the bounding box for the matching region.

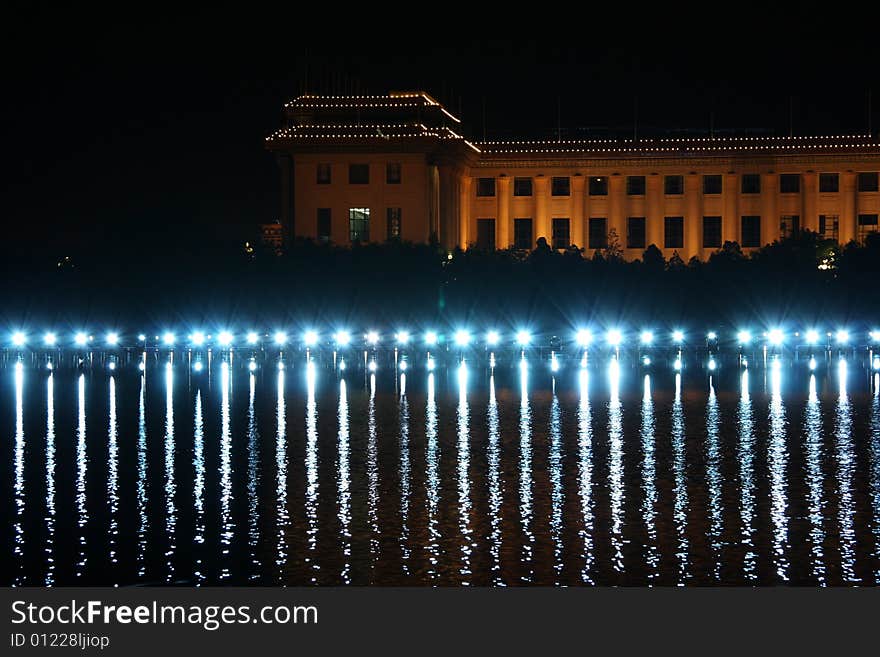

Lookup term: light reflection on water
[4,360,880,586]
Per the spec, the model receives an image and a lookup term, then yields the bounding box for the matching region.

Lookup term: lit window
[819,214,839,241]
[386,208,402,240]
[349,208,370,242]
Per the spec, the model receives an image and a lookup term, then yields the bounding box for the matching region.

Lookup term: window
[552,218,570,249]
[819,173,839,193]
[588,218,607,249]
[780,215,800,239]
[349,164,369,184]
[627,217,646,249]
[476,218,496,250]
[703,216,722,248]
[348,208,370,242]
[664,216,684,249]
[386,163,401,184]
[858,214,879,242]
[514,218,533,250]
[514,177,533,196]
[476,177,496,197]
[626,176,646,195]
[819,214,839,241]
[386,208,402,240]
[317,163,331,184]
[741,174,761,194]
[317,208,331,243]
[664,175,684,195]
[858,172,879,192]
[779,174,800,193]
[551,176,570,196]
[741,215,761,247]
[703,175,722,195]
[589,177,608,195]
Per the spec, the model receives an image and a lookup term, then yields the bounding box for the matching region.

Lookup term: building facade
[266,92,880,260]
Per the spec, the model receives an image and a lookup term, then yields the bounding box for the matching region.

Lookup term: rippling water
[2,359,880,586]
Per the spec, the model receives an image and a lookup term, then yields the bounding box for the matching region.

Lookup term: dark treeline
[2,230,878,336]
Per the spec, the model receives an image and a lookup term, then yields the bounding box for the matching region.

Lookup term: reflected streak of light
[337,379,352,584]
[871,373,880,584]
[456,364,472,583]
[835,360,857,583]
[219,363,233,580]
[164,364,176,582]
[578,370,594,584]
[13,364,25,585]
[608,359,625,573]
[400,374,412,576]
[640,374,659,582]
[768,363,789,581]
[277,369,291,582]
[108,377,119,574]
[193,391,205,584]
[425,373,441,579]
[738,371,757,581]
[367,374,380,572]
[519,359,534,582]
[804,375,826,584]
[672,373,690,584]
[487,375,503,585]
[136,375,148,578]
[706,379,722,581]
[247,373,260,581]
[549,385,564,582]
[45,374,56,586]
[76,374,88,578]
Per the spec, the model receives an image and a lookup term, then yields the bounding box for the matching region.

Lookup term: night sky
[3,13,877,262]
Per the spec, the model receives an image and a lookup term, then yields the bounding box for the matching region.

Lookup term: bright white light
[44,332,57,346]
[673,358,682,371]
[303,330,318,347]
[75,332,88,347]
[870,330,880,343]
[105,332,119,346]
[138,334,146,342]
[737,330,752,345]
[424,331,438,346]
[835,329,849,344]
[399,360,408,371]
[248,360,257,372]
[768,329,784,346]
[191,331,205,346]
[218,331,233,347]
[873,357,880,371]
[805,329,820,345]
[138,361,145,372]
[46,361,53,371]
[339,359,346,371]
[708,358,717,371]
[246,331,259,345]
[366,331,380,345]
[576,329,593,347]
[277,361,285,370]
[606,329,622,347]
[275,331,289,346]
[550,355,560,372]
[454,330,471,347]
[642,355,651,366]
[11,331,26,347]
[395,331,410,345]
[14,361,22,372]
[707,331,717,341]
[368,360,378,372]
[334,330,351,347]
[639,330,653,345]
[108,361,116,371]
[426,357,435,371]
[486,330,500,346]
[193,361,203,372]
[809,357,817,371]
[162,332,175,346]
[516,330,531,346]
[772,358,782,371]
[672,330,685,343]
[741,357,748,368]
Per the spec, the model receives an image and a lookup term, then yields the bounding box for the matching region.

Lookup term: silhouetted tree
[603,228,623,261]
[642,244,665,271]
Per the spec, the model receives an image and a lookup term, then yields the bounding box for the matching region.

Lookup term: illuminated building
[266,91,880,260]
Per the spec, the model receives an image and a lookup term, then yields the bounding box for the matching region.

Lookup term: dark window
[588,218,607,249]
[476,177,496,197]
[819,214,839,241]
[741,174,761,194]
[514,218,533,250]
[741,215,761,247]
[819,173,839,193]
[317,163,331,184]
[551,176,570,196]
[317,208,331,243]
[589,177,608,195]
[552,218,570,249]
[386,208,402,240]
[703,216,722,248]
[627,217,646,249]
[476,218,496,249]
[348,207,370,242]
[513,177,533,196]
[858,172,879,192]
[858,214,879,242]
[664,216,684,249]
[627,176,646,195]
[703,175,722,195]
[349,164,369,184]
[386,163,401,184]
[780,174,800,193]
[780,215,800,239]
[664,175,684,195]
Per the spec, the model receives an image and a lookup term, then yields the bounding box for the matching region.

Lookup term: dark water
[2,358,880,586]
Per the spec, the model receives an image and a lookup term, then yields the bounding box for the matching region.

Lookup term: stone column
[459,175,471,249]
[646,173,663,250]
[571,174,585,250]
[685,174,701,259]
[609,174,624,248]
[534,175,550,243]
[761,173,778,246]
[841,171,856,244]
[723,173,738,245]
[802,171,818,233]
[497,175,510,249]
